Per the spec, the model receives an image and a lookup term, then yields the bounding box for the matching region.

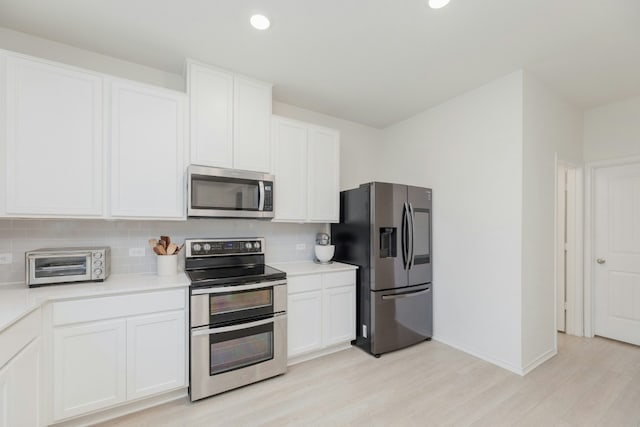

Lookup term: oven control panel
[186,238,264,257]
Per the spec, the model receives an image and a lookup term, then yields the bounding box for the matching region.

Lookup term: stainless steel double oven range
[185,238,287,401]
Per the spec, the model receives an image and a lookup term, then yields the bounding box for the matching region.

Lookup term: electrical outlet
[295,243,306,251]
[129,247,145,257]
[0,253,12,264]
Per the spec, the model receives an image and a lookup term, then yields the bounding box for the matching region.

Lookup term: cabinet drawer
[288,275,322,294]
[53,289,186,326]
[322,271,356,289]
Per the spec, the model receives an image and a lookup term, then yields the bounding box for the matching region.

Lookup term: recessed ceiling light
[250,14,271,30]
[427,0,450,9]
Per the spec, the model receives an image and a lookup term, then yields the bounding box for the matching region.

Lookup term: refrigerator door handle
[381,287,430,300]
[408,202,415,269]
[402,202,409,269]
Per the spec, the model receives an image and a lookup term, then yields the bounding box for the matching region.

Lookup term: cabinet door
[307,126,340,222]
[188,62,233,168]
[4,55,103,216]
[233,76,272,173]
[0,363,8,427]
[323,285,356,347]
[8,338,41,427]
[53,319,126,421]
[272,117,308,222]
[287,291,323,358]
[126,311,186,400]
[110,80,186,218]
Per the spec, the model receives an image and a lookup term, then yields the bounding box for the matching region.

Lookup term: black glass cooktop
[187,264,286,288]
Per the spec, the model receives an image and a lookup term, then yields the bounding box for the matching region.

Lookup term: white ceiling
[0,0,638,128]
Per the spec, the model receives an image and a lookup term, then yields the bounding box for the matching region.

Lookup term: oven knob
[193,243,202,252]
[93,260,103,268]
[93,268,103,276]
[254,242,261,249]
[203,243,211,252]
[245,242,252,249]
[94,252,103,259]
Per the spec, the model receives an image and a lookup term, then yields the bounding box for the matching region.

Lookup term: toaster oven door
[28,253,93,286]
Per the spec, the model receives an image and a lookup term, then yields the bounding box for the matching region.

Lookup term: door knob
[596,258,606,264]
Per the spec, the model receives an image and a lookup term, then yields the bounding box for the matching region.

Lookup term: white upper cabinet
[109,80,186,219]
[187,63,233,169]
[233,76,272,172]
[307,126,340,222]
[272,115,340,223]
[187,60,272,173]
[3,54,104,217]
[272,118,308,221]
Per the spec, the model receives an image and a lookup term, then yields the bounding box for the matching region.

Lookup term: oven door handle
[191,279,287,295]
[191,316,276,336]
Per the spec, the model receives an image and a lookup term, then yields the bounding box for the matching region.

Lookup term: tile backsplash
[0,219,326,285]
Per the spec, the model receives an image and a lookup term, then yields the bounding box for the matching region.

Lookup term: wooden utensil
[160,235,171,247]
[166,243,178,255]
[148,239,158,251]
[155,244,167,255]
[152,245,164,255]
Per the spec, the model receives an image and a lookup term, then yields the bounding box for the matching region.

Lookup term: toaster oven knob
[94,252,103,259]
[94,268,103,276]
[93,260,103,268]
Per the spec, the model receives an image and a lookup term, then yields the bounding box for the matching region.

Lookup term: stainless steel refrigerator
[331,182,432,357]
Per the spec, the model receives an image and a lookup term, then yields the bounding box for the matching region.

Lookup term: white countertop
[0,273,189,334]
[271,261,358,277]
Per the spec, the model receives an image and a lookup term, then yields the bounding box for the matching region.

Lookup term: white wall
[378,72,525,373]
[521,73,583,371]
[584,95,640,162]
[273,101,381,191]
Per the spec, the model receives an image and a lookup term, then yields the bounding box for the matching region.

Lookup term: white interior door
[594,162,640,345]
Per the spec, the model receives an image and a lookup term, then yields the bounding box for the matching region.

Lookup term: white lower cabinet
[51,289,186,422]
[288,291,323,357]
[0,338,41,427]
[0,309,42,427]
[126,311,185,400]
[323,286,356,347]
[287,269,356,362]
[53,320,127,420]
[0,363,8,427]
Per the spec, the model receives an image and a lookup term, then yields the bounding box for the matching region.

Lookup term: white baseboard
[521,347,557,375]
[433,336,557,376]
[51,388,188,427]
[287,342,352,366]
[432,335,525,376]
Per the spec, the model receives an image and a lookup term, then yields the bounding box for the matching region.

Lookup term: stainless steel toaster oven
[25,247,110,287]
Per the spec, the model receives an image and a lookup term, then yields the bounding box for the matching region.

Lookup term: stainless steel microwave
[187,165,274,219]
[26,247,110,287]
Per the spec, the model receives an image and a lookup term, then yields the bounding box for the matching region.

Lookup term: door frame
[555,157,584,337]
[583,155,640,337]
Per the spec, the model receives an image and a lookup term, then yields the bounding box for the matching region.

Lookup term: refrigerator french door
[331,182,433,357]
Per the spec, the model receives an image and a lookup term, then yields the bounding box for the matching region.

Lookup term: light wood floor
[98,334,640,426]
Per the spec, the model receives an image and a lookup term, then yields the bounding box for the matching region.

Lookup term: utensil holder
[157,254,178,276]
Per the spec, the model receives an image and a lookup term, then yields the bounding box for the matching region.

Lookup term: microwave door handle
[258,181,265,211]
